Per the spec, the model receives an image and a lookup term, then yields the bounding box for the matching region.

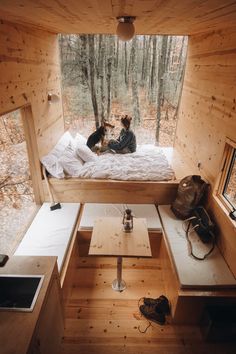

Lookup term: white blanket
[75,145,174,181]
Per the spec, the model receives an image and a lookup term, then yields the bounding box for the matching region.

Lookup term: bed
[40,132,179,204]
[41,132,175,181]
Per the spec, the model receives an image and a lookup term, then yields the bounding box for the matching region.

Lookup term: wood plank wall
[0,20,64,159]
[175,26,236,275]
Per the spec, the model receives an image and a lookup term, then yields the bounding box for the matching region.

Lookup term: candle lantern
[122,209,133,232]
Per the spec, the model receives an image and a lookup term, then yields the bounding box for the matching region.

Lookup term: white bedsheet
[74,145,174,181]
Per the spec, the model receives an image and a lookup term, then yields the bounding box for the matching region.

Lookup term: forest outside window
[59,34,188,146]
[216,138,236,221]
[0,107,37,255]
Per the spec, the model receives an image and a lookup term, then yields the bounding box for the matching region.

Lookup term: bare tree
[106,36,115,120]
[59,34,188,144]
[141,36,147,87]
[113,37,119,98]
[130,37,141,124]
[173,37,188,119]
[165,36,172,72]
[156,36,168,143]
[80,35,89,86]
[149,36,157,103]
[98,35,105,122]
[88,35,99,128]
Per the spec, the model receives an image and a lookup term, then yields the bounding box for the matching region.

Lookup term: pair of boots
[139,295,170,325]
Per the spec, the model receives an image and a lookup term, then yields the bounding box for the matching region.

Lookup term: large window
[216,138,236,220]
[59,34,188,147]
[0,108,36,255]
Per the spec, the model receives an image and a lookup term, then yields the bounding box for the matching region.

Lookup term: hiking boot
[139,304,166,325]
[143,295,170,315]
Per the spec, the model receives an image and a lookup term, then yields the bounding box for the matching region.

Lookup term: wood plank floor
[61,239,236,354]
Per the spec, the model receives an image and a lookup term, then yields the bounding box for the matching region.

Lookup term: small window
[223,149,236,209]
[216,138,236,221]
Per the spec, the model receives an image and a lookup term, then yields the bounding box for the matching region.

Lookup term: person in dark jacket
[107,115,136,154]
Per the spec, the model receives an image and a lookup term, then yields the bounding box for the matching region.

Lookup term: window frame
[215,138,236,219]
[0,105,42,204]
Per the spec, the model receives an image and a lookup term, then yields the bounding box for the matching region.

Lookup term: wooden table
[89,217,152,291]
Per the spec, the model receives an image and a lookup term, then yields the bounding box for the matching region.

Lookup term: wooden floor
[61,237,236,354]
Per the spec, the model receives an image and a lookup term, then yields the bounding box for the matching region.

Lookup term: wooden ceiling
[0,0,236,35]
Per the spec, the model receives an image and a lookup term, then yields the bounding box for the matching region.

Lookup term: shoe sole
[139,306,166,325]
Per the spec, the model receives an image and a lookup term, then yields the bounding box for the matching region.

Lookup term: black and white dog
[87,121,114,150]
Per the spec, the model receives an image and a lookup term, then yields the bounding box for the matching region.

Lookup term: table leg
[112,256,126,292]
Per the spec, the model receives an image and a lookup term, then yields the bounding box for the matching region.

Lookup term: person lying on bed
[107,115,136,154]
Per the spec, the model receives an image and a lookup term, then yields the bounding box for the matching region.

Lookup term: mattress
[80,203,162,231]
[14,203,80,272]
[158,205,236,288]
[75,145,175,180]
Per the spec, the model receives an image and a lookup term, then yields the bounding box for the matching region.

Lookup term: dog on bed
[87,121,115,150]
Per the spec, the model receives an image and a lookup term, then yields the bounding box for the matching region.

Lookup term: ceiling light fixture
[116,16,136,41]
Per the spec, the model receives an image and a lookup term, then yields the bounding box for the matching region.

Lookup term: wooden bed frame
[42,178,179,204]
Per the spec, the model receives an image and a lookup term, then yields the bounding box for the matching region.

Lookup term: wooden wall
[0,20,64,202]
[175,26,236,275]
[0,20,64,159]
[1,1,236,36]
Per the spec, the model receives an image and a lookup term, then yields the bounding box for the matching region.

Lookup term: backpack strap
[185,219,216,261]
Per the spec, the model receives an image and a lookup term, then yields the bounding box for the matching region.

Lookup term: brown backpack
[171,175,208,220]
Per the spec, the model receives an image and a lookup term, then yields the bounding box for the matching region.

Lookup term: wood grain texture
[61,239,236,354]
[176,27,236,185]
[0,256,59,354]
[0,20,64,159]
[158,205,236,289]
[0,1,236,35]
[175,26,236,276]
[21,105,44,203]
[210,195,236,276]
[60,204,84,289]
[160,232,236,324]
[30,273,64,354]
[89,217,151,257]
[42,178,179,204]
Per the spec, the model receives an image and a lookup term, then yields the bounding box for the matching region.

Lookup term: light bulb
[116,22,135,41]
[116,17,136,42]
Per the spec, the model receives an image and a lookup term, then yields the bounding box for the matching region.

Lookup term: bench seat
[158,205,236,289]
[14,203,80,273]
[79,203,162,231]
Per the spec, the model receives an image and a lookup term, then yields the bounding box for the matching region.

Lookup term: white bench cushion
[14,203,80,272]
[158,205,236,289]
[80,203,162,231]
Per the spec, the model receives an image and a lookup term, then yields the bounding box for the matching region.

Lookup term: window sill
[213,194,236,230]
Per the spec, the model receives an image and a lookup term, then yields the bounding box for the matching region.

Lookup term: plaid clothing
[108,128,136,153]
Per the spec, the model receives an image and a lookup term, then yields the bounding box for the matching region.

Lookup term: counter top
[0,256,58,354]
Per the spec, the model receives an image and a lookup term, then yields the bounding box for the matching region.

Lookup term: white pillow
[59,144,84,176]
[74,132,87,146]
[76,144,97,162]
[40,131,75,178]
[51,131,75,158]
[41,154,64,179]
